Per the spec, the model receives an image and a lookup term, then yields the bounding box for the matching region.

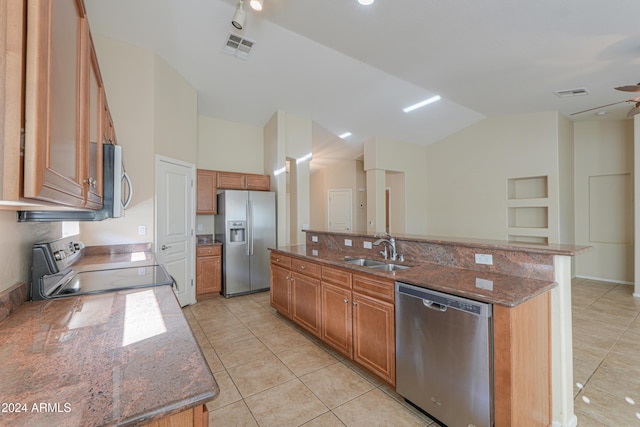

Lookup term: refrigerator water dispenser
[228,221,246,243]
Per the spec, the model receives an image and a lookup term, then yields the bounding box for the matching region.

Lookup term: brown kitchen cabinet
[24,0,109,208]
[270,255,396,386]
[290,258,322,338]
[141,403,208,427]
[217,171,270,191]
[1,0,114,209]
[270,254,292,318]
[196,169,217,214]
[196,245,221,299]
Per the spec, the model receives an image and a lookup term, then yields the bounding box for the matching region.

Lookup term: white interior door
[156,156,195,307]
[328,189,352,231]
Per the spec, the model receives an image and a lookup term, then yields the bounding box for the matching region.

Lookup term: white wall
[574,119,634,284]
[81,36,198,246]
[364,136,428,235]
[425,111,563,242]
[197,116,264,172]
[0,211,61,292]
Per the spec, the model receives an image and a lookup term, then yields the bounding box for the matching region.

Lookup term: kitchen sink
[344,258,387,267]
[344,257,410,271]
[369,263,411,271]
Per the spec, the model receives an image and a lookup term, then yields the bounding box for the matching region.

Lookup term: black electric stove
[30,236,173,300]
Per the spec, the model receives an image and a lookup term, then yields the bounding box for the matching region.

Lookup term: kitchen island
[270,229,590,427]
[0,284,218,427]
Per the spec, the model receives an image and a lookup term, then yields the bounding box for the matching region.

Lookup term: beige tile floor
[183,278,640,426]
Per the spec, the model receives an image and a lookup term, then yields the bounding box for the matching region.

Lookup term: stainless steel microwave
[17,144,132,222]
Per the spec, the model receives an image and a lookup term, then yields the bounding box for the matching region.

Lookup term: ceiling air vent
[554,88,590,98]
[222,33,255,61]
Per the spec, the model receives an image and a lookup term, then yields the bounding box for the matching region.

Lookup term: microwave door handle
[122,171,133,209]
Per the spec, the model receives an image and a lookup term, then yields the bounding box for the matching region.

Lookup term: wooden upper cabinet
[23,0,86,206]
[216,171,245,190]
[196,169,217,214]
[246,173,270,191]
[83,31,103,209]
[217,171,270,191]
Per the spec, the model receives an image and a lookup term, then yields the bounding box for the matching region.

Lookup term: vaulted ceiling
[85,0,640,169]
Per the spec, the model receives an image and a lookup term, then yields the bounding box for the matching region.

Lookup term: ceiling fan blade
[627,106,640,117]
[570,100,630,116]
[615,84,640,92]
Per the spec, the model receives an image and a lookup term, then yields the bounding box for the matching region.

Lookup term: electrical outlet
[312,249,318,256]
[344,239,353,247]
[312,235,318,242]
[363,241,372,249]
[475,254,493,265]
[475,278,494,290]
[138,225,146,236]
[197,224,203,231]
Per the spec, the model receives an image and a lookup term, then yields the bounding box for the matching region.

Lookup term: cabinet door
[353,292,396,386]
[196,256,221,298]
[196,170,217,214]
[217,171,246,190]
[246,174,270,191]
[291,272,322,338]
[23,0,86,206]
[321,282,353,358]
[83,32,103,209]
[270,264,291,318]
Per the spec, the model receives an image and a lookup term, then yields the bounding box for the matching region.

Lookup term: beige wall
[425,111,563,242]
[81,36,198,246]
[197,116,264,172]
[0,211,61,292]
[574,119,634,283]
[309,160,367,233]
[364,136,428,235]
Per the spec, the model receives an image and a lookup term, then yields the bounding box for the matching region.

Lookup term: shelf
[507,176,548,200]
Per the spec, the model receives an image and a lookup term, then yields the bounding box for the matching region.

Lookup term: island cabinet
[270,253,292,317]
[196,244,222,299]
[290,258,322,338]
[270,254,396,387]
[142,404,208,427]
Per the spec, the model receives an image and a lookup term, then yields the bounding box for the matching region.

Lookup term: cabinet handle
[300,265,306,270]
[352,301,357,306]
[276,258,281,262]
[343,299,349,304]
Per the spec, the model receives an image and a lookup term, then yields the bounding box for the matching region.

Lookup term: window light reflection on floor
[122,289,167,346]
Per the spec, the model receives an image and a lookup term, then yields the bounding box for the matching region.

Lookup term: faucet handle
[380,248,388,259]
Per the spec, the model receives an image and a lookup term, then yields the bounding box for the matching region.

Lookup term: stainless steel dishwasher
[395,282,493,427]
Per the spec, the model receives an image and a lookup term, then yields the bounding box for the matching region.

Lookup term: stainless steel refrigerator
[215,190,276,297]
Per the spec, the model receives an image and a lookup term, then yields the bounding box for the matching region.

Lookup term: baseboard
[553,414,578,427]
[574,274,633,286]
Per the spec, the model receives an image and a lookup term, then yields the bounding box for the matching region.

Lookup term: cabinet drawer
[197,245,221,257]
[321,266,352,289]
[270,252,291,269]
[353,274,395,303]
[291,258,321,279]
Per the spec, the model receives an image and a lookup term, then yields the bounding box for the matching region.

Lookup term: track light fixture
[232,0,246,30]
[249,0,264,11]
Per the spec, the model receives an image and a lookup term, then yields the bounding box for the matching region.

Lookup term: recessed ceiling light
[249,0,263,11]
[358,0,375,5]
[339,132,352,139]
[402,95,442,113]
[596,111,607,116]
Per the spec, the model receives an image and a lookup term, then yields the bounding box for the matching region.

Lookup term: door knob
[161,244,172,250]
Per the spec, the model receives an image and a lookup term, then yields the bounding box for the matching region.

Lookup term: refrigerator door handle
[246,199,253,256]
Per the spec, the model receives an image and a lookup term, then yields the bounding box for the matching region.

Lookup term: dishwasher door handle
[423,299,447,312]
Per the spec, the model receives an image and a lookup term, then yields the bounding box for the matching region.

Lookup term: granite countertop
[271,245,557,307]
[0,285,218,427]
[196,234,221,246]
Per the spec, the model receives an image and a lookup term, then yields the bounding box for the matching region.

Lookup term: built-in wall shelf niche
[507,175,550,245]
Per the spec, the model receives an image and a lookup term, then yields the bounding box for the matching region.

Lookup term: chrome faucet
[373,236,402,261]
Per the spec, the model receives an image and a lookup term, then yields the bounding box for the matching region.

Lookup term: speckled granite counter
[0,285,218,426]
[271,244,557,307]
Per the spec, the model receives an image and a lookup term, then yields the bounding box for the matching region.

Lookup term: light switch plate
[344,239,353,247]
[475,254,493,265]
[312,235,318,242]
[363,241,372,249]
